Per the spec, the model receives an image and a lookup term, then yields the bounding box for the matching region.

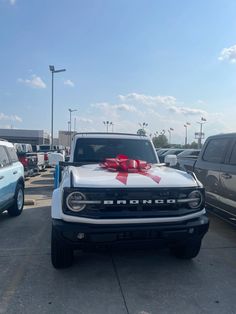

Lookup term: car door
[218,139,236,220]
[194,137,231,208]
[6,146,22,198]
[0,145,12,207]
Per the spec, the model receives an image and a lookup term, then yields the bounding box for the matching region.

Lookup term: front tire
[8,183,24,217]
[170,239,202,259]
[51,226,74,269]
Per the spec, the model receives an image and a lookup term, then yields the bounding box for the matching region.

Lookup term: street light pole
[168,128,174,145]
[51,70,54,150]
[184,122,191,147]
[197,117,207,149]
[103,121,112,132]
[68,108,77,147]
[67,121,70,147]
[49,65,66,150]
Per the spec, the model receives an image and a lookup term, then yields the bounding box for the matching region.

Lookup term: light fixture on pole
[196,117,207,149]
[184,122,191,146]
[103,121,112,132]
[49,65,66,149]
[68,108,77,147]
[139,122,148,130]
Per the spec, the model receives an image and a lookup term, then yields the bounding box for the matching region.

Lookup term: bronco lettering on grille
[103,199,176,205]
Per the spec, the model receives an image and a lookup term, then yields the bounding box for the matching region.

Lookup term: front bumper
[52,214,209,248]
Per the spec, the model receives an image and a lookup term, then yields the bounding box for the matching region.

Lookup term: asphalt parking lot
[0,170,236,314]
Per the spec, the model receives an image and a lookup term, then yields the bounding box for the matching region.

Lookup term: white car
[51,133,209,268]
[0,140,24,216]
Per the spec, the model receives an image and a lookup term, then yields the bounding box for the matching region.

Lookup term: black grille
[63,187,204,219]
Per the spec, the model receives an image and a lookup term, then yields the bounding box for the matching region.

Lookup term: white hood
[65,164,198,188]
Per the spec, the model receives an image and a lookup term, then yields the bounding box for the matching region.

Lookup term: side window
[229,143,236,165]
[7,147,19,163]
[0,146,10,167]
[203,138,229,163]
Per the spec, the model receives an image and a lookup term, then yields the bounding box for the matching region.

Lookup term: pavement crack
[110,251,130,314]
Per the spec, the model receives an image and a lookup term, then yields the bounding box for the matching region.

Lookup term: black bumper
[52,215,209,248]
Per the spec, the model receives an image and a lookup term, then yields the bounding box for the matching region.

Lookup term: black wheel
[170,239,202,259]
[51,226,74,269]
[8,183,24,217]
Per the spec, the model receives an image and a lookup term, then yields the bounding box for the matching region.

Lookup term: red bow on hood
[100,155,161,185]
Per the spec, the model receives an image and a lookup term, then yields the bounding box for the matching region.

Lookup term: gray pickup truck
[180,133,236,224]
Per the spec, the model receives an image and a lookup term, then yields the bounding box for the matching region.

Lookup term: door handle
[13,171,18,175]
[0,176,4,180]
[221,173,232,179]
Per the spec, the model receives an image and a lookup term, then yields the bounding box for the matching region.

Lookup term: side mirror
[164,154,177,167]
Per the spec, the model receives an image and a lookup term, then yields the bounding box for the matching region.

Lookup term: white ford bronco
[51,133,209,268]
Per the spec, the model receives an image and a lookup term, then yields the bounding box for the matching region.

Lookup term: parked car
[176,149,201,171]
[0,140,24,216]
[51,133,209,268]
[22,143,45,172]
[179,133,236,224]
[156,148,170,156]
[14,143,37,177]
[158,149,185,163]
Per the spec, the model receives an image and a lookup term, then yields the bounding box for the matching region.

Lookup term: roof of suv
[73,132,149,140]
[206,132,236,140]
[0,139,14,148]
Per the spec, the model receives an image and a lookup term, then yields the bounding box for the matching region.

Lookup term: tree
[152,134,168,148]
[189,141,198,149]
[137,128,146,136]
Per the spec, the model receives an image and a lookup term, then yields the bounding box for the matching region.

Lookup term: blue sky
[1,0,236,144]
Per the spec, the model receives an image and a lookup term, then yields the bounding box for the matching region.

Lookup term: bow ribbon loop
[100,155,161,185]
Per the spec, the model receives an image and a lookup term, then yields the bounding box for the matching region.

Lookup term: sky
[1,0,236,144]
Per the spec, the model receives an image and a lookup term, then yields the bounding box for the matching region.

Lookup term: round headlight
[66,192,86,212]
[188,190,203,209]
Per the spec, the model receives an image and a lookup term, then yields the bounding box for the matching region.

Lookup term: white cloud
[64,79,75,87]
[119,93,177,107]
[113,104,137,113]
[218,44,236,63]
[92,102,137,112]
[18,75,46,89]
[169,106,207,116]
[9,0,16,5]
[77,117,93,123]
[0,113,22,122]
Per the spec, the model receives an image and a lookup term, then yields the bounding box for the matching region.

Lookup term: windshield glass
[73,138,157,163]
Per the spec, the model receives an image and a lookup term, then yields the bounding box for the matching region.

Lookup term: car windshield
[73,138,157,163]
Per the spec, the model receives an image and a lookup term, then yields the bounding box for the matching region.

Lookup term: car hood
[64,164,199,188]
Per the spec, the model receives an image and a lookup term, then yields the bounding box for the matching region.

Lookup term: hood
[65,164,199,188]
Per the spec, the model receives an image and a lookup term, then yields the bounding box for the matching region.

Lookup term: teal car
[0,140,24,216]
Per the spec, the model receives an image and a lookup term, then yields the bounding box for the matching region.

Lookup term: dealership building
[58,130,76,147]
[0,129,50,145]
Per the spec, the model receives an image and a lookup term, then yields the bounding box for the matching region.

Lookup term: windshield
[73,138,157,163]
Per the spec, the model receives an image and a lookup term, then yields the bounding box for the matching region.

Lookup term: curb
[24,199,35,206]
